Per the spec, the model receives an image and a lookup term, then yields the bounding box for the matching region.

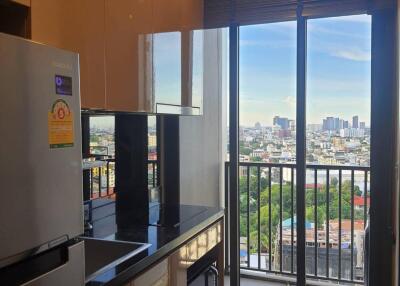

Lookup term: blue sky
[153,32,181,105]
[92,15,371,130]
[153,31,204,108]
[239,14,371,126]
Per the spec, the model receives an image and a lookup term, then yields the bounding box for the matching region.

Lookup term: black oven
[187,246,220,286]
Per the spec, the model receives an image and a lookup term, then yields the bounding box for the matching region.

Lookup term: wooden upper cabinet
[27,0,203,113]
[153,0,180,33]
[181,0,204,30]
[30,0,106,110]
[104,0,153,112]
[11,0,30,7]
[151,0,204,115]
[153,0,203,33]
[79,0,106,110]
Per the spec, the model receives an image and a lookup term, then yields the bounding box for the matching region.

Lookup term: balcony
[225,162,370,285]
[85,158,370,285]
[83,158,158,225]
[84,158,158,201]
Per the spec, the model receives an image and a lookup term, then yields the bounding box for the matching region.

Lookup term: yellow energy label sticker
[48,99,74,149]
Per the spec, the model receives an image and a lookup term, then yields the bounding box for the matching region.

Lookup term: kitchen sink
[82,237,151,282]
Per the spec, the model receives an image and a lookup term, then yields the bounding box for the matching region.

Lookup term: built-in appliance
[188,265,219,286]
[0,32,84,285]
[148,204,208,227]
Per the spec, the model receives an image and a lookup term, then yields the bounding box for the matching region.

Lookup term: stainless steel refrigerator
[0,32,84,285]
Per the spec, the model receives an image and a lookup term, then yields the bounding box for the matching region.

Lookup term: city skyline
[242,114,369,129]
[90,115,157,130]
[91,15,372,130]
[239,14,371,126]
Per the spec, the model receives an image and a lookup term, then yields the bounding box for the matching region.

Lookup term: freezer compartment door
[0,32,83,265]
[0,240,85,286]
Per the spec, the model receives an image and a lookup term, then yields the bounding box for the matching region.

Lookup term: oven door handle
[204,265,219,286]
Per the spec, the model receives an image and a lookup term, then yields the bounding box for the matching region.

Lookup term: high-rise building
[334,118,340,130]
[352,116,359,129]
[360,122,366,129]
[289,120,296,131]
[322,119,327,130]
[339,119,344,130]
[326,117,335,131]
[273,116,290,130]
[322,116,348,131]
[273,116,279,125]
[308,124,322,132]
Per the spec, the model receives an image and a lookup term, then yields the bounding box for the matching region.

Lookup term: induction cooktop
[148,204,208,228]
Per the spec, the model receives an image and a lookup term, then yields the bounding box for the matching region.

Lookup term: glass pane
[306,14,371,281]
[192,30,204,109]
[148,116,157,161]
[90,116,115,157]
[88,116,115,199]
[238,21,297,272]
[148,115,159,204]
[153,32,181,106]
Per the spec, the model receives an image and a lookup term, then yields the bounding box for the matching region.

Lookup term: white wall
[179,28,228,207]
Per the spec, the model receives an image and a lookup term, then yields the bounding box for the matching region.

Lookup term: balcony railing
[84,158,159,225]
[86,158,158,201]
[87,158,116,200]
[148,159,158,188]
[225,161,370,285]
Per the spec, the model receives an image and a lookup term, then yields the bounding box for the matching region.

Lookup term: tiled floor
[224,276,286,285]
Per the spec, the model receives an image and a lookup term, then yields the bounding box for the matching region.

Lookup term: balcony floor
[224,276,285,285]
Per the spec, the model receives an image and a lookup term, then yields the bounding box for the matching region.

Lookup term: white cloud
[283,96,296,108]
[331,49,371,62]
[329,14,371,24]
[239,39,295,49]
[308,77,370,94]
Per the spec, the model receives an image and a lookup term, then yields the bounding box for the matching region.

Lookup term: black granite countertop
[84,204,224,286]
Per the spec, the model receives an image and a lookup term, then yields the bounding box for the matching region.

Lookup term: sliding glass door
[238,21,297,273]
[306,14,371,282]
[228,13,372,286]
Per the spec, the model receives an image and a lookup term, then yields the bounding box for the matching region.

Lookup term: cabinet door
[152,0,204,115]
[11,0,30,7]
[131,258,169,286]
[30,0,106,109]
[105,0,153,112]
[181,0,203,30]
[153,0,203,33]
[168,248,187,286]
[153,0,180,33]
[79,0,106,110]
[152,30,182,111]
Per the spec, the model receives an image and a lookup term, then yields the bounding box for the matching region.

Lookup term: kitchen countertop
[84,204,224,286]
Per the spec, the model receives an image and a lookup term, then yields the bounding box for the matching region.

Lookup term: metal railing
[148,159,158,188]
[84,158,159,227]
[225,161,370,285]
[87,158,158,201]
[87,158,115,200]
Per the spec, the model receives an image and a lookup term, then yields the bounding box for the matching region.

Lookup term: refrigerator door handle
[0,241,85,286]
[23,240,85,286]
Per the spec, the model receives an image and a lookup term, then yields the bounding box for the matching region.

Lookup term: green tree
[240,147,252,156]
[251,157,262,162]
[239,176,366,255]
[331,177,338,187]
[306,206,326,228]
